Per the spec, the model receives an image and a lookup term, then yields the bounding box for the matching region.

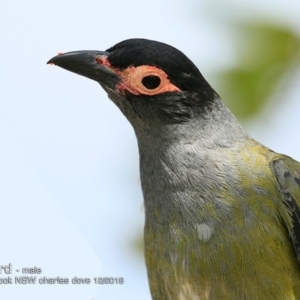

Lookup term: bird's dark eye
[142,75,161,89]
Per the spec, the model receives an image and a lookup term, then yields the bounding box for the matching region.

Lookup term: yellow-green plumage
[144,139,300,299]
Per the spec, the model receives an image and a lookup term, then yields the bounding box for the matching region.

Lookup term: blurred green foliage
[217,23,300,119]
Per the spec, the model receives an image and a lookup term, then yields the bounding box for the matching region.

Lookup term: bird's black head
[48,38,218,125]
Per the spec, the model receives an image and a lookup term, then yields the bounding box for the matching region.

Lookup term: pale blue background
[1,1,300,299]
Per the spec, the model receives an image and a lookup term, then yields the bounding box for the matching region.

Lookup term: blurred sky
[1,1,300,299]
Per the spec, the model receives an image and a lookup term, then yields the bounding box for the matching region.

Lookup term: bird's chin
[104,86,125,105]
[101,84,122,99]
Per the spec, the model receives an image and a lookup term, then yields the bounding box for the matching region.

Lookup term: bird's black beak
[47,51,121,87]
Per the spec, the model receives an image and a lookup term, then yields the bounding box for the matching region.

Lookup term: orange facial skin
[96,56,181,96]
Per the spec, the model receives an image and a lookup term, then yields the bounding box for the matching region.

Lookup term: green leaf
[217,23,300,119]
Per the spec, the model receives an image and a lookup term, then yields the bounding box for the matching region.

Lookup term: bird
[47,39,300,300]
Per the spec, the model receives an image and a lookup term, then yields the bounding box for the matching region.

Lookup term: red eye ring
[116,65,180,96]
[95,57,181,96]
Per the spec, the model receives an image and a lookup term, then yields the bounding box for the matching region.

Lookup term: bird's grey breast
[138,137,240,225]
